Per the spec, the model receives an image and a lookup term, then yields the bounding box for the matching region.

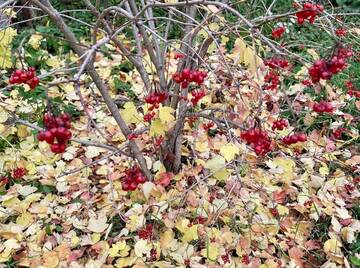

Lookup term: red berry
[129,181,138,191]
[122,181,130,191]
[272,26,286,39]
[42,130,54,144]
[181,68,191,80]
[50,143,66,153]
[135,175,146,184]
[37,131,46,141]
[181,81,189,89]
[172,73,182,83]
[61,113,70,122]
[298,133,307,142]
[12,167,27,179]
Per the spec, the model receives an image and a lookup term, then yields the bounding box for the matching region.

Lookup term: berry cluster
[12,167,27,179]
[127,133,139,140]
[203,121,215,131]
[264,57,289,69]
[242,255,250,265]
[144,92,168,110]
[37,113,72,154]
[312,101,334,113]
[143,92,168,122]
[295,2,324,25]
[272,119,289,130]
[264,71,280,91]
[345,81,360,98]
[190,90,206,106]
[282,133,307,145]
[332,127,346,139]
[174,53,184,59]
[121,165,146,191]
[138,224,153,240]
[172,68,207,88]
[240,128,272,156]
[221,254,231,264]
[149,248,157,261]
[272,26,285,39]
[309,47,352,83]
[335,28,347,37]
[302,79,313,86]
[0,176,9,186]
[9,68,40,89]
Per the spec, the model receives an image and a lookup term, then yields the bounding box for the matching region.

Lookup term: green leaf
[350,255,360,267]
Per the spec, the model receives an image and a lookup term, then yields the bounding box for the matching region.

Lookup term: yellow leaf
[213,168,230,181]
[273,157,296,184]
[0,109,9,123]
[158,106,175,124]
[195,141,209,153]
[43,251,59,268]
[277,205,289,216]
[202,242,219,261]
[208,22,219,32]
[319,164,329,176]
[115,256,137,268]
[307,48,319,60]
[176,219,199,243]
[109,241,130,257]
[204,155,226,173]
[28,34,43,49]
[46,56,62,69]
[220,143,239,161]
[91,233,101,243]
[16,212,33,228]
[160,229,174,249]
[121,102,141,124]
[324,238,342,254]
[230,38,247,64]
[149,119,166,137]
[0,28,17,68]
[17,125,29,138]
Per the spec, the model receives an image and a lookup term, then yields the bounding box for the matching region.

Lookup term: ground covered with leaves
[0,1,360,268]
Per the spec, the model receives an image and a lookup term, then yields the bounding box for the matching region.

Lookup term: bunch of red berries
[203,121,215,131]
[172,68,207,89]
[302,79,313,86]
[312,101,334,113]
[138,224,153,240]
[240,128,272,155]
[282,133,307,145]
[335,28,347,37]
[0,176,9,186]
[12,167,27,179]
[332,127,347,139]
[144,92,168,110]
[37,113,72,154]
[174,53,184,59]
[121,165,146,191]
[272,119,289,130]
[9,67,40,89]
[345,81,360,98]
[309,47,352,83]
[295,2,324,25]
[190,90,206,106]
[149,248,157,261]
[143,92,168,122]
[221,254,231,264]
[264,71,280,91]
[264,57,289,69]
[272,26,286,39]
